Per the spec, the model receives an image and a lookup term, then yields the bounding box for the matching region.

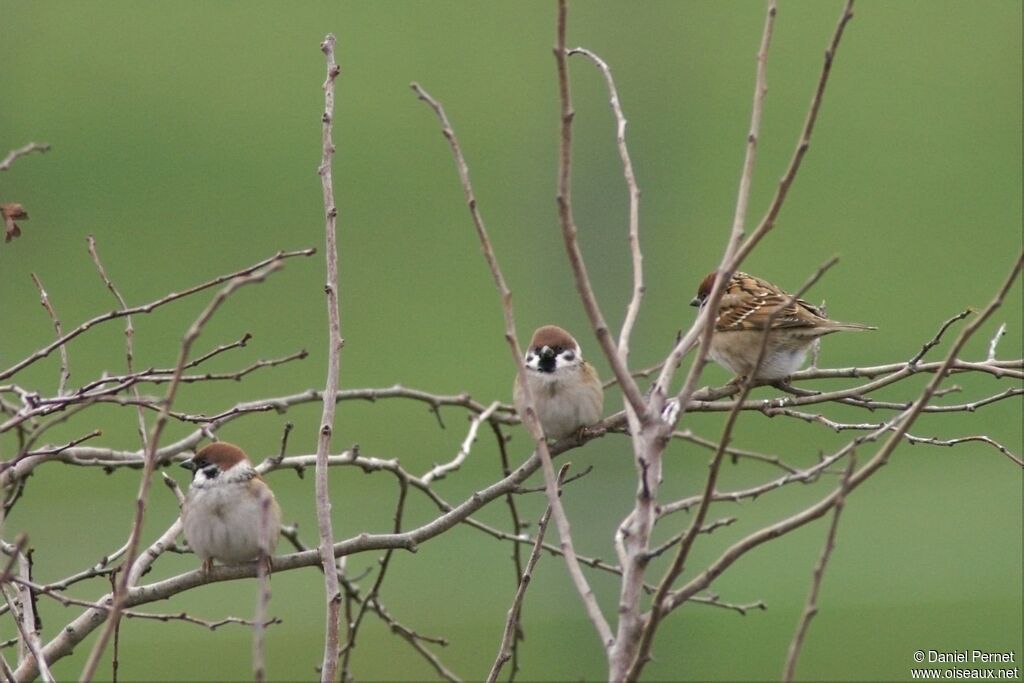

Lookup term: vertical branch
[553,1,647,417]
[410,81,614,650]
[732,0,856,267]
[28,274,70,396]
[341,474,408,681]
[492,422,525,677]
[610,3,778,679]
[253,494,273,683]
[0,541,51,683]
[0,590,51,683]
[653,0,778,403]
[665,252,1023,616]
[87,236,149,450]
[782,452,857,682]
[486,464,570,683]
[626,260,836,681]
[315,32,344,683]
[565,48,643,362]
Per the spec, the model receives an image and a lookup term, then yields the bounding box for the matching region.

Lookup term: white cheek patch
[555,346,581,369]
[525,352,539,370]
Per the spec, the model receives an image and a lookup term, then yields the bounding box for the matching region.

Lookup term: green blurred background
[1,1,1021,680]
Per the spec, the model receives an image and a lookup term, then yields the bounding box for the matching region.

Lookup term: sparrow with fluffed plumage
[513,325,604,440]
[180,442,281,573]
[690,271,875,381]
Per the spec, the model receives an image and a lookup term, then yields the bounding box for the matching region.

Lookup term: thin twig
[905,434,1022,467]
[986,322,1007,362]
[627,258,837,679]
[422,401,500,484]
[0,248,315,383]
[282,524,458,683]
[783,452,857,681]
[553,7,646,417]
[491,421,524,678]
[908,309,971,366]
[411,77,614,649]
[0,590,51,683]
[87,235,149,449]
[567,47,645,370]
[79,261,286,682]
[730,0,856,268]
[28,274,70,396]
[341,474,409,681]
[486,464,570,683]
[611,2,781,676]
[0,143,50,172]
[664,252,1023,617]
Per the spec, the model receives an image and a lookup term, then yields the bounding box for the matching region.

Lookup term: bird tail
[829,321,877,331]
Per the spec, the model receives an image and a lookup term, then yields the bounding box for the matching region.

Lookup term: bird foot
[259,553,273,578]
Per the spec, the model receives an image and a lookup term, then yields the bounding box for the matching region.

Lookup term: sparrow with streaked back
[691,271,875,381]
[513,325,604,440]
[180,442,281,573]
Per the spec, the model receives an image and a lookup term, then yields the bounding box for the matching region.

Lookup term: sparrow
[690,271,876,381]
[180,442,281,573]
[513,325,604,440]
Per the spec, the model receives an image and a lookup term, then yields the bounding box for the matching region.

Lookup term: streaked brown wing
[715,274,826,331]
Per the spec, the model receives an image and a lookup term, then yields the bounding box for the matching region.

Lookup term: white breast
[183,482,279,564]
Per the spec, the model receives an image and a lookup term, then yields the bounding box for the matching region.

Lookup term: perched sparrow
[690,271,875,381]
[180,442,281,573]
[513,325,604,440]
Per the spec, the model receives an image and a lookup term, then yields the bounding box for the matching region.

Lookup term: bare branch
[253,493,274,682]
[87,235,149,450]
[28,274,70,396]
[566,47,644,367]
[665,252,1023,615]
[282,525,459,682]
[628,258,837,679]
[0,543,50,683]
[0,143,50,173]
[783,452,857,681]
[905,434,1022,468]
[730,0,856,267]
[79,260,286,682]
[987,322,1007,362]
[422,401,500,484]
[0,248,315,383]
[487,464,570,683]
[315,32,344,683]
[653,0,778,405]
[341,474,409,681]
[411,77,614,649]
[671,429,798,473]
[908,309,972,366]
[553,4,646,417]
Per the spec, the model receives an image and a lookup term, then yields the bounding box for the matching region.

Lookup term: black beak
[180,459,197,472]
[537,346,557,373]
[689,297,701,307]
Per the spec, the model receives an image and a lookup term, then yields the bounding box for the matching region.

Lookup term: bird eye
[201,464,220,480]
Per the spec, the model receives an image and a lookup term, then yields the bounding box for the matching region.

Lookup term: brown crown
[529,325,577,351]
[696,271,719,300]
[194,442,249,468]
